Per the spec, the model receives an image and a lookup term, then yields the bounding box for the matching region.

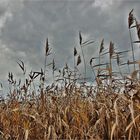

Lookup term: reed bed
[0,10,140,140]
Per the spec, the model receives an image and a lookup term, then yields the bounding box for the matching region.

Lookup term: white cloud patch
[93,0,113,10]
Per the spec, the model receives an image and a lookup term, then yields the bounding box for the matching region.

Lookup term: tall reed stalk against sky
[79,31,86,82]
[128,9,136,71]
[135,19,140,79]
[74,47,77,82]
[98,39,104,76]
[42,38,49,90]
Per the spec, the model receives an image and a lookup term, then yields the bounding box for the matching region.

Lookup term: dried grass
[0,9,140,140]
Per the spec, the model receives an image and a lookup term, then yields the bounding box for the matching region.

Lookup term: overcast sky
[0,0,140,86]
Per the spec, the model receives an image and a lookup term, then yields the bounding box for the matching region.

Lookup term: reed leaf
[77,55,81,66]
[74,47,77,56]
[79,31,82,45]
[99,39,104,54]
[45,38,49,56]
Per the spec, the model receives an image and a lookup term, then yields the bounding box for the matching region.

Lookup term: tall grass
[0,10,140,140]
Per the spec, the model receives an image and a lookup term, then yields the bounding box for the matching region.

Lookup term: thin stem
[98,53,101,76]
[118,65,123,78]
[73,56,76,91]
[129,29,136,70]
[139,45,140,79]
[52,70,55,83]
[109,56,113,86]
[90,65,96,83]
[43,55,47,90]
[74,56,76,81]
[127,64,131,74]
[80,46,86,82]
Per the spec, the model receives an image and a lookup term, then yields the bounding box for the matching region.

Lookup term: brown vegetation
[0,10,140,140]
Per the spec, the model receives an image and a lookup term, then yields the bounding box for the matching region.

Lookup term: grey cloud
[0,0,140,83]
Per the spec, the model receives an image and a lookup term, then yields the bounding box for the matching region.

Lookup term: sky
[0,0,140,88]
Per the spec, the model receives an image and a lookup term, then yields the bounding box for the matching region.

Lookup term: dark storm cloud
[0,0,140,82]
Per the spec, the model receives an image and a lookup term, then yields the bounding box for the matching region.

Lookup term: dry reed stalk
[109,41,114,80]
[128,9,136,70]
[52,59,55,83]
[111,123,117,140]
[43,38,50,90]
[89,58,96,81]
[98,39,104,77]
[74,47,78,83]
[79,31,86,82]
[135,19,140,79]
[116,54,123,77]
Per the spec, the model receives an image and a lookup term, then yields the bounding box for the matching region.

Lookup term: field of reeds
[0,10,140,140]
